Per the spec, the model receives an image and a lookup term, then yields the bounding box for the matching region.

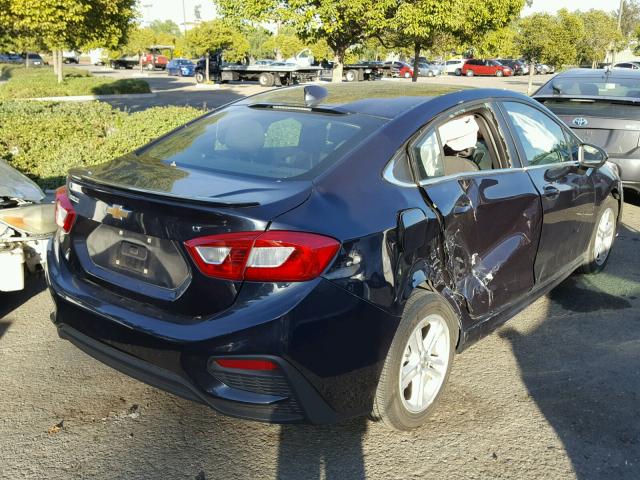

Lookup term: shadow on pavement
[0,276,46,322]
[501,220,640,478]
[276,419,367,479]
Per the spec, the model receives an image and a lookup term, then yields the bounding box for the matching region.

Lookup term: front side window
[412,108,507,181]
[502,101,571,166]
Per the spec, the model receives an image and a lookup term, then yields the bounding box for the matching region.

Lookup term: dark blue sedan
[47,83,621,430]
[166,58,195,76]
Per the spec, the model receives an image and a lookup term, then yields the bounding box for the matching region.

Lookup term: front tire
[580,196,619,274]
[496,70,503,77]
[195,71,205,83]
[403,71,411,79]
[466,70,474,77]
[454,68,461,76]
[371,290,458,431]
[345,69,357,82]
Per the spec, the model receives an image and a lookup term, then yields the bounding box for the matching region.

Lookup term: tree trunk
[205,52,210,83]
[412,42,421,83]
[52,50,57,75]
[527,61,535,95]
[25,51,29,68]
[331,51,344,83]
[57,50,63,83]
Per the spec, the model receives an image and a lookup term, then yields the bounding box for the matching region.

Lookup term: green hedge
[0,100,203,189]
[0,65,150,99]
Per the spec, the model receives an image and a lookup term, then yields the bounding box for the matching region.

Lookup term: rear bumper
[46,234,398,424]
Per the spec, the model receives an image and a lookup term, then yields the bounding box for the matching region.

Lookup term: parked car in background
[0,53,23,64]
[254,59,274,66]
[166,58,195,77]
[110,55,139,69]
[48,83,620,431]
[63,51,80,64]
[384,61,413,78]
[0,160,56,292]
[497,59,528,76]
[24,53,44,67]
[89,49,107,66]
[534,68,640,194]
[462,59,512,77]
[535,63,555,75]
[613,62,640,70]
[444,58,466,75]
[418,62,443,77]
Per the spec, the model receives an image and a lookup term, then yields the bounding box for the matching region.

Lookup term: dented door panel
[422,170,542,319]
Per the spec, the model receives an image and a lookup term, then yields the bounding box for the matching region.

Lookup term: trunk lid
[64,158,312,319]
[539,99,640,158]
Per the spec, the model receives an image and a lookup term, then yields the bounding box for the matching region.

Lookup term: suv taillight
[54,186,76,233]
[184,231,340,282]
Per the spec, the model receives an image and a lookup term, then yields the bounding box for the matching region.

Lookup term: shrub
[0,100,203,189]
[0,65,151,99]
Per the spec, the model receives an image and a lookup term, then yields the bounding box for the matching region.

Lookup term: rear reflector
[184,230,340,282]
[54,186,76,233]
[214,358,279,371]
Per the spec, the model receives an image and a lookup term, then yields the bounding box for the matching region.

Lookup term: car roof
[236,83,527,119]
[554,68,640,80]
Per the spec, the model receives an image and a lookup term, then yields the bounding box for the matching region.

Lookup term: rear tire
[454,68,461,76]
[195,71,205,83]
[427,71,434,77]
[466,70,474,77]
[496,70,503,77]
[580,195,619,274]
[371,290,458,431]
[258,72,275,87]
[403,71,411,79]
[146,63,154,71]
[345,69,358,82]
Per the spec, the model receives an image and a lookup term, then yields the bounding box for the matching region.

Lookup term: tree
[148,20,182,38]
[616,0,640,38]
[577,9,624,68]
[515,10,583,94]
[381,0,525,82]
[243,25,273,60]
[475,26,518,58]
[7,0,136,81]
[262,26,305,60]
[179,19,249,62]
[216,0,395,82]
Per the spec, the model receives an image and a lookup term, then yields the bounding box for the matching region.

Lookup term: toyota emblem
[572,117,588,127]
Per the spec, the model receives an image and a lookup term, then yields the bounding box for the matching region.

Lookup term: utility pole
[612,0,624,64]
[182,0,188,34]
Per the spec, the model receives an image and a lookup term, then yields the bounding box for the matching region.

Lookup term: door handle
[543,185,560,199]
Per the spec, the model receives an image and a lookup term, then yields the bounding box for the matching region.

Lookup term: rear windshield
[537,76,640,98]
[538,99,640,120]
[138,106,385,181]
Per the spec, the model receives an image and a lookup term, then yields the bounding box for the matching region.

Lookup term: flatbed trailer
[342,63,385,82]
[195,59,322,87]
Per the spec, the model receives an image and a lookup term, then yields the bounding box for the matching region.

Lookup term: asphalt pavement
[0,70,638,480]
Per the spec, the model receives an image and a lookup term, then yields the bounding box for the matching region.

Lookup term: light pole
[612,0,624,65]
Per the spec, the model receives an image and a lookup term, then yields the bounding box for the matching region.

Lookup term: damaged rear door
[410,101,542,319]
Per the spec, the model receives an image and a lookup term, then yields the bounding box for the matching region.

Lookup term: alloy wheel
[594,207,615,265]
[399,314,450,413]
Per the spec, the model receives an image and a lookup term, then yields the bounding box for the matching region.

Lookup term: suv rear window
[138,107,384,181]
[537,76,640,98]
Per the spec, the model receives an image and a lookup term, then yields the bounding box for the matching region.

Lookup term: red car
[462,59,512,77]
[384,61,414,78]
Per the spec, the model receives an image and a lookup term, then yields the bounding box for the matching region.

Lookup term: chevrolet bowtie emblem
[105,204,131,220]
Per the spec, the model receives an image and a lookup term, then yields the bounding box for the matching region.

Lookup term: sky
[140,0,619,26]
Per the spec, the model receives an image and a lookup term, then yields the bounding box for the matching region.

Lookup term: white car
[444,58,466,76]
[0,160,56,292]
[613,62,640,70]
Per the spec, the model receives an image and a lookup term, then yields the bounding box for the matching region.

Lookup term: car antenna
[304,85,328,107]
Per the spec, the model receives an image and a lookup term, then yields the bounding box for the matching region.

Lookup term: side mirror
[579,143,607,169]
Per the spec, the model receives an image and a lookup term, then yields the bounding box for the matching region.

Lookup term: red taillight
[213,358,279,371]
[54,186,76,233]
[184,230,340,282]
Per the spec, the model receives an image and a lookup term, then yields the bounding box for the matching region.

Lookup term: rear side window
[503,101,572,166]
[140,107,384,181]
